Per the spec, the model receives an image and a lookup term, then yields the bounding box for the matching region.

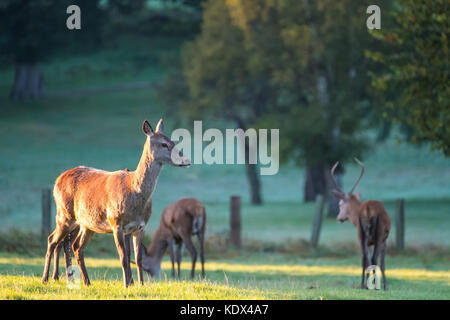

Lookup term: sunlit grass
[3,256,448,284]
[1,254,448,300]
[0,275,265,300]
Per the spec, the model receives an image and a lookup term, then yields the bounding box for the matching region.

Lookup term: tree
[161,0,392,210]
[0,0,105,100]
[276,0,390,215]
[163,0,283,204]
[367,0,449,156]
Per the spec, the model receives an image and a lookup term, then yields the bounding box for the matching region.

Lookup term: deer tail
[192,206,206,235]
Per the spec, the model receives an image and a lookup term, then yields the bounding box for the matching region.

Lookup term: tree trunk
[304,163,344,216]
[245,162,262,205]
[10,64,44,100]
[244,135,262,205]
[234,117,263,205]
[303,164,326,202]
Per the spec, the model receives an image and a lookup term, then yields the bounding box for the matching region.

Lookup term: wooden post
[311,194,326,247]
[42,188,51,240]
[395,198,405,250]
[230,196,241,248]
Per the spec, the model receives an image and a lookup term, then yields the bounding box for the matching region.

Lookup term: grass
[0,35,449,299]
[0,228,449,299]
[0,250,449,300]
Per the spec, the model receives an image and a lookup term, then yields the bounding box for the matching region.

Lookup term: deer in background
[141,198,206,279]
[41,119,190,288]
[330,158,391,290]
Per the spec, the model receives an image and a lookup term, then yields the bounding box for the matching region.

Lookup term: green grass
[0,251,449,300]
[0,36,449,299]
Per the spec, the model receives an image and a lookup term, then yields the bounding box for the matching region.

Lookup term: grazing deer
[141,198,206,279]
[330,158,391,290]
[41,119,190,288]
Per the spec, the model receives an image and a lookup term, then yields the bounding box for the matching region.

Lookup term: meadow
[0,39,449,299]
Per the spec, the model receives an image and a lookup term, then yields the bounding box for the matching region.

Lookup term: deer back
[161,198,206,238]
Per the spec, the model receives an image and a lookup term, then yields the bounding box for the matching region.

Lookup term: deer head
[330,158,364,223]
[142,119,190,167]
[141,239,169,278]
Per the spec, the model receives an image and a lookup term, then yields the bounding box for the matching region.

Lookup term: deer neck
[349,200,362,227]
[132,138,162,199]
[147,229,169,260]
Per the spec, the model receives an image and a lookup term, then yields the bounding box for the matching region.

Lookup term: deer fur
[331,158,391,290]
[141,198,206,279]
[41,119,190,288]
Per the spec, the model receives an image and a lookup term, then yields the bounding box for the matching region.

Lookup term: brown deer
[330,158,391,290]
[41,119,190,288]
[141,198,206,279]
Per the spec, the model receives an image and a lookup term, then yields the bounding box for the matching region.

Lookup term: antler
[330,161,345,198]
[349,157,365,194]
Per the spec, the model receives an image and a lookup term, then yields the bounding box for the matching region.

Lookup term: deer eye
[161,143,169,148]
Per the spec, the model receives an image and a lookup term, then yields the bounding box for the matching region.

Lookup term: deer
[330,158,391,290]
[141,198,206,279]
[41,119,190,288]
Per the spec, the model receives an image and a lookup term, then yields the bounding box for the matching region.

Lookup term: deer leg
[132,230,144,285]
[175,242,184,279]
[182,236,197,279]
[361,243,369,289]
[64,227,79,280]
[53,227,79,281]
[52,242,63,281]
[358,220,370,289]
[169,239,176,278]
[72,227,94,286]
[371,241,380,266]
[370,217,380,266]
[197,232,205,279]
[124,233,133,283]
[380,243,387,290]
[113,227,134,288]
[42,226,70,283]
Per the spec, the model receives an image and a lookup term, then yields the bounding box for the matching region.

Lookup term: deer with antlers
[330,158,391,290]
[41,119,190,288]
[141,198,206,279]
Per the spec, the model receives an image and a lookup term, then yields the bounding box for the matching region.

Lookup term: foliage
[166,0,397,169]
[0,0,105,64]
[367,0,449,156]
[275,0,392,168]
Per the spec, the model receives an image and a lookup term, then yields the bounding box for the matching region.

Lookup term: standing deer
[141,198,206,279]
[41,119,190,288]
[330,158,391,290]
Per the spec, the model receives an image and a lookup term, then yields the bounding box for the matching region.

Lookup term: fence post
[395,198,405,250]
[42,188,51,240]
[311,194,326,247]
[230,196,241,248]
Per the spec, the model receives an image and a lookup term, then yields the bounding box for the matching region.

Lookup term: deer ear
[155,118,164,133]
[332,189,345,199]
[142,120,154,136]
[355,192,362,200]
